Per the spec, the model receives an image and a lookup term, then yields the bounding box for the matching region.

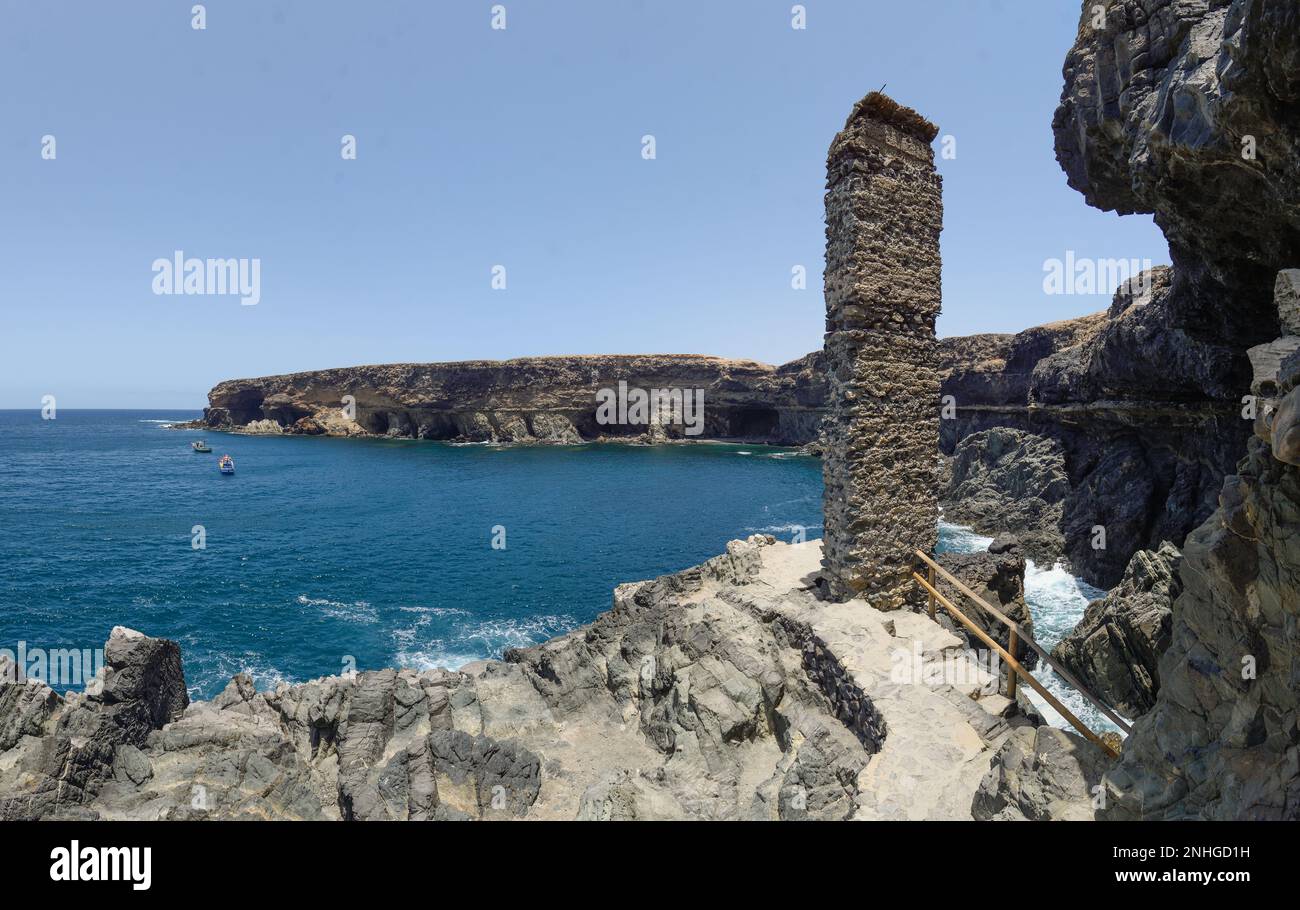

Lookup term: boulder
[935,543,1035,673]
[972,725,1107,821]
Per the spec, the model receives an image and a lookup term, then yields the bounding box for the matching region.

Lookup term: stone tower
[820,93,943,607]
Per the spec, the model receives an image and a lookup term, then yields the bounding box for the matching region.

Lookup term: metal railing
[911,549,1130,759]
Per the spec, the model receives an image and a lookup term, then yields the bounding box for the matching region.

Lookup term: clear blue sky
[0,0,1167,409]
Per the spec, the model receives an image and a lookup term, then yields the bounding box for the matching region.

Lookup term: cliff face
[194,353,827,446]
[938,286,1248,587]
[1047,0,1300,819]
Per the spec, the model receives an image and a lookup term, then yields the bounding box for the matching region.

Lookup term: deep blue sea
[2,410,1114,736]
[0,410,824,699]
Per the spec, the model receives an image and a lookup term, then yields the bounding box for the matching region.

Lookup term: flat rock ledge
[0,538,1086,821]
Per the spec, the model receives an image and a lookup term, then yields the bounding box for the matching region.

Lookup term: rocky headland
[108,0,1300,822]
[183,353,827,447]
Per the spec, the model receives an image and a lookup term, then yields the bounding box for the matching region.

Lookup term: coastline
[1,536,1101,821]
[167,418,824,454]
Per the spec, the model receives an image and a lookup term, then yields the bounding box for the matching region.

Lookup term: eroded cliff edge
[1053,0,1300,819]
[189,353,827,446]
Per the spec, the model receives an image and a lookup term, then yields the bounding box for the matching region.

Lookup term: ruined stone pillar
[821,93,943,607]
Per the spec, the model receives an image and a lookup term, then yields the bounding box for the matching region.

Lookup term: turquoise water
[0,411,823,698]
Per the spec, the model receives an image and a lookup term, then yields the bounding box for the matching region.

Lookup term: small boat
[218,455,235,475]
[192,440,212,453]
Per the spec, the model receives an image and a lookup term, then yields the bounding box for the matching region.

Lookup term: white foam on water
[1020,559,1126,736]
[398,605,471,617]
[296,594,379,624]
[393,648,485,672]
[936,519,994,554]
[746,522,823,534]
[192,650,297,696]
[390,611,576,671]
[456,614,576,652]
[936,521,1127,737]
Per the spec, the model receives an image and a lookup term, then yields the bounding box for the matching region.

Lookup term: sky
[0,0,1169,409]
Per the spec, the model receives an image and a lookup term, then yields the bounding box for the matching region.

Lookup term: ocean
[0,410,823,699]
[1,410,1113,736]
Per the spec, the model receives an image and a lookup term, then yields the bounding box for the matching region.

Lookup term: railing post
[927,565,936,620]
[1006,627,1019,700]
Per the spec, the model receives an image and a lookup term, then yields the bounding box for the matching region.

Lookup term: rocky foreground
[0,538,1104,821]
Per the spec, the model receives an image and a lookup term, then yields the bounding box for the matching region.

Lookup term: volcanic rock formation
[189,353,827,447]
[1052,0,1300,819]
[936,273,1250,588]
[1051,542,1181,719]
[940,428,1071,562]
[820,93,944,606]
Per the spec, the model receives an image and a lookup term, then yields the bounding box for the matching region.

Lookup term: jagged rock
[1102,438,1300,819]
[0,658,60,751]
[0,538,1042,821]
[1052,544,1181,719]
[935,544,1036,673]
[0,628,188,820]
[238,419,283,435]
[938,276,1246,587]
[1272,387,1300,465]
[1048,0,1300,820]
[1248,337,1300,398]
[972,725,1107,821]
[939,313,1104,431]
[940,428,1068,561]
[1055,2,1300,331]
[1278,270,1300,336]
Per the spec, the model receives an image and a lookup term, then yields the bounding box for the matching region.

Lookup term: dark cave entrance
[728,406,780,439]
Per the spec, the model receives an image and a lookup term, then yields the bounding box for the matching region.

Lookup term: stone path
[745,541,1030,820]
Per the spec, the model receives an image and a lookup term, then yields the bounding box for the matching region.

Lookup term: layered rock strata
[188,353,827,447]
[1051,543,1181,719]
[1053,0,1300,819]
[938,276,1250,587]
[1103,286,1300,820]
[1037,0,1299,580]
[820,93,943,605]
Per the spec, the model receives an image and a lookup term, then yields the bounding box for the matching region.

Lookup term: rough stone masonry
[821,93,943,606]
